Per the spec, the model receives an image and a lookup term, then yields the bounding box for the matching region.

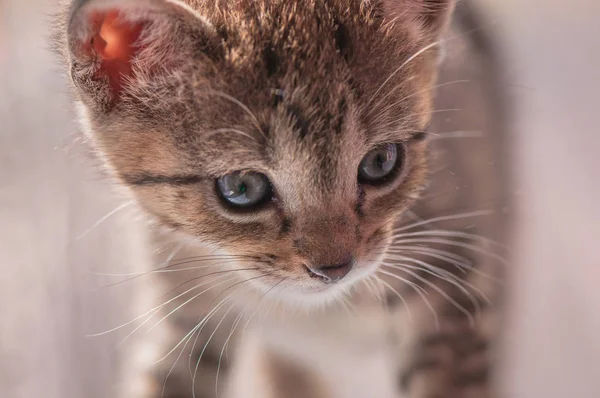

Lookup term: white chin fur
[256,260,380,309]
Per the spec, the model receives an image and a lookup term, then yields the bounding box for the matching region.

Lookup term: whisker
[112,270,254,352]
[393,210,494,233]
[109,307,162,354]
[86,272,233,337]
[389,246,471,273]
[92,263,239,277]
[193,302,238,398]
[394,246,501,282]
[382,266,475,327]
[404,210,435,230]
[207,90,266,140]
[96,257,257,288]
[370,80,469,122]
[367,25,483,110]
[377,269,441,331]
[240,278,288,342]
[390,229,506,249]
[192,275,268,398]
[383,259,486,317]
[147,273,254,335]
[391,238,507,265]
[395,245,473,265]
[429,130,484,140]
[376,271,439,330]
[159,285,250,397]
[156,288,237,366]
[376,108,462,133]
[367,40,442,108]
[187,273,269,375]
[215,277,287,396]
[205,127,258,142]
[362,275,385,302]
[75,200,134,240]
[375,276,413,321]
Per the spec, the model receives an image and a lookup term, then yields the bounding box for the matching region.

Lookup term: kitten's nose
[307,256,354,284]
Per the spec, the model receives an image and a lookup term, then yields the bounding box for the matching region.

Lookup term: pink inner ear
[86,10,146,96]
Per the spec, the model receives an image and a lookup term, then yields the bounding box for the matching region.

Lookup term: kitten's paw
[397,325,491,398]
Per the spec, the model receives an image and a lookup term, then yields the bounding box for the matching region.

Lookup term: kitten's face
[64,0,453,302]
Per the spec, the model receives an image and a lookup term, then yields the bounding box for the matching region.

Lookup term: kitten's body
[55,1,509,397]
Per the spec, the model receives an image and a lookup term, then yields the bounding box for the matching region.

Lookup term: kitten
[55,0,509,397]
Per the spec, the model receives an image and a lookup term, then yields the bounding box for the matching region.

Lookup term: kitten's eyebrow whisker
[367,25,484,109]
[370,79,470,120]
[429,130,484,140]
[367,40,442,108]
[205,127,259,143]
[207,90,267,140]
[377,108,462,132]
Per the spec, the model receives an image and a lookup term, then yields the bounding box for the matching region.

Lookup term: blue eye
[358,144,402,184]
[217,171,272,208]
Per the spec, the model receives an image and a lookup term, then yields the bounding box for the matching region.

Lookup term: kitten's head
[62,0,454,303]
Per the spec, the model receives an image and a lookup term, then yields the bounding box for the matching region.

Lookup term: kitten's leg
[226,329,332,398]
[398,318,494,398]
[388,276,499,398]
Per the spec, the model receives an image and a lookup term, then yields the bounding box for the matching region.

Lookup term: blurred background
[1,0,599,397]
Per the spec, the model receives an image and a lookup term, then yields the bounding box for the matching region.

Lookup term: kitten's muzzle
[305,256,355,284]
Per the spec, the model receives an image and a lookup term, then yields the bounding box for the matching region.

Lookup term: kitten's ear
[65,0,220,108]
[381,0,456,38]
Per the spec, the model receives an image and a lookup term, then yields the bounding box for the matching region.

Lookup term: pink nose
[307,257,354,283]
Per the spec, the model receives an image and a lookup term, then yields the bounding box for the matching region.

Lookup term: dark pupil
[358,144,399,183]
[238,183,247,194]
[376,153,386,169]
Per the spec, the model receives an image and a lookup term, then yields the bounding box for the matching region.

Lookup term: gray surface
[1,1,599,397]
[1,1,149,396]
[482,1,600,396]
